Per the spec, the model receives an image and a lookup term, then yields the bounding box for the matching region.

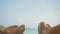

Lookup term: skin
[45,24,51,30]
[38,22,45,34]
[38,22,60,34]
[8,25,25,34]
[0,30,6,34]
[2,25,18,34]
[2,25,25,34]
[1,22,60,34]
[44,25,60,34]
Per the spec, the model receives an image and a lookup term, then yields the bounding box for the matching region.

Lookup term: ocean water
[24,28,38,34]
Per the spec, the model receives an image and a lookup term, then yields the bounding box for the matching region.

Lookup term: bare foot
[38,22,60,34]
[38,22,51,34]
[2,25,18,34]
[38,22,45,34]
[45,23,51,30]
[9,25,25,34]
[0,30,6,34]
[44,24,60,34]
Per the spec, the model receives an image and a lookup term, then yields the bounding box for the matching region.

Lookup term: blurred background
[0,0,60,34]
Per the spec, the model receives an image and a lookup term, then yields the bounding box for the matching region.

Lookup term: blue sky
[0,0,60,29]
